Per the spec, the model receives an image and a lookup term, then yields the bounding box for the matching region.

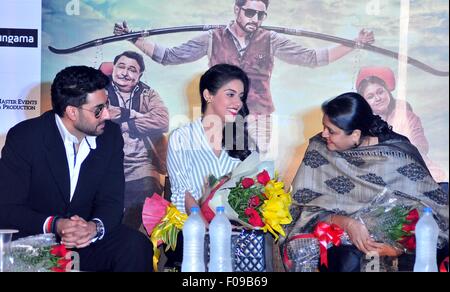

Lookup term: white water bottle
[413,207,439,272]
[208,206,232,272]
[181,207,206,272]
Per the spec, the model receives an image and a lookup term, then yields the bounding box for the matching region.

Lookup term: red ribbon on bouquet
[440,257,449,272]
[200,176,230,222]
[283,221,344,270]
[313,222,344,268]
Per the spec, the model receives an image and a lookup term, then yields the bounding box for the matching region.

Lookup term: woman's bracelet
[329,215,356,231]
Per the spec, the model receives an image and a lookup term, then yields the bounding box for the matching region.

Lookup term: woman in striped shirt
[167,64,255,214]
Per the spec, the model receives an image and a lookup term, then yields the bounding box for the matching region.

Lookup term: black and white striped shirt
[167,118,242,213]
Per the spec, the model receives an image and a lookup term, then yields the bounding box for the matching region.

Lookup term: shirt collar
[112,81,140,98]
[55,114,97,149]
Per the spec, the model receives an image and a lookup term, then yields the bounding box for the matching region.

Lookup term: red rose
[245,208,265,227]
[399,235,416,251]
[57,258,72,270]
[402,222,416,233]
[257,170,271,186]
[406,209,419,223]
[50,244,68,257]
[249,196,261,208]
[245,208,255,216]
[242,178,255,189]
[51,267,66,273]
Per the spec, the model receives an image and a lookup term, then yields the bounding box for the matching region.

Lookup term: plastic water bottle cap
[216,206,225,212]
[423,207,433,213]
[190,206,200,213]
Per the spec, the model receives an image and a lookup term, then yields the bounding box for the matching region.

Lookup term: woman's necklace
[364,136,377,147]
[359,137,371,147]
[363,137,370,147]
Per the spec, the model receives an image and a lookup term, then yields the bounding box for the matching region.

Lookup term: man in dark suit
[0,66,153,272]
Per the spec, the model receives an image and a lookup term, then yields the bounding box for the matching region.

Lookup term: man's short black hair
[235,0,269,9]
[51,65,109,117]
[113,50,146,73]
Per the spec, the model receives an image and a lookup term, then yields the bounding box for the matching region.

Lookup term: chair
[163,176,172,201]
[98,62,113,75]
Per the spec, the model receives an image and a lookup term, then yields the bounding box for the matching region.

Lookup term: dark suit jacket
[0,111,125,239]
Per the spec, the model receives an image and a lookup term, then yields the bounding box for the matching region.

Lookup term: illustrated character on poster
[46,0,449,188]
[113,0,374,153]
[99,51,169,230]
[356,66,447,183]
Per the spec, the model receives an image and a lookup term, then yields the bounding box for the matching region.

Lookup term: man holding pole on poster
[114,0,374,153]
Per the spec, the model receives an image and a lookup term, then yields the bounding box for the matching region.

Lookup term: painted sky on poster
[41,0,449,180]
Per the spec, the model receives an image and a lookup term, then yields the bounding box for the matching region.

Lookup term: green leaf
[168,226,178,251]
[208,175,218,187]
[161,229,169,244]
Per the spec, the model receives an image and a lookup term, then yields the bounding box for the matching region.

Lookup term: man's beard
[75,120,105,137]
[236,20,259,33]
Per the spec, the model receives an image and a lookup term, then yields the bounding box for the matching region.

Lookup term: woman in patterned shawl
[284,92,448,272]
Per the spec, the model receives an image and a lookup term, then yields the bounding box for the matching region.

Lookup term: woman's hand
[343,218,375,254]
[185,191,209,228]
[184,192,199,215]
[330,215,403,256]
[365,241,403,257]
[329,215,373,254]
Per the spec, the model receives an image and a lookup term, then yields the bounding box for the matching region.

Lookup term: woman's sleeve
[167,129,198,213]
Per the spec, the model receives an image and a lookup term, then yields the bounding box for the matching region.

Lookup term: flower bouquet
[352,191,420,252]
[142,193,188,271]
[201,152,293,240]
[10,234,71,272]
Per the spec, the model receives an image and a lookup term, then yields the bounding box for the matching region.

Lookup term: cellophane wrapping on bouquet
[9,234,68,272]
[284,235,320,272]
[142,193,188,271]
[351,191,420,252]
[201,152,293,241]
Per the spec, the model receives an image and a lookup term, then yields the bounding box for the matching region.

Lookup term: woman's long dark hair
[322,92,396,140]
[199,64,254,160]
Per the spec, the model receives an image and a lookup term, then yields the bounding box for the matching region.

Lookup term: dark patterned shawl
[286,134,449,247]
